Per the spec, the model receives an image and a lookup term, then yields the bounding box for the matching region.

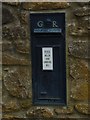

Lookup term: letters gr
[37,21,58,28]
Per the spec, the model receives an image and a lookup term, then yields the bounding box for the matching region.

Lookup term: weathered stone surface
[19,99,32,109]
[3,68,31,98]
[2,7,14,24]
[70,58,89,102]
[75,103,90,115]
[0,85,1,98]
[23,2,70,10]
[27,107,53,118]
[6,2,19,6]
[0,52,2,64]
[0,68,2,81]
[0,103,2,118]
[54,106,73,114]
[80,16,90,29]
[2,53,30,65]
[69,40,89,59]
[2,26,11,40]
[78,2,90,6]
[2,2,90,118]
[71,81,89,101]
[0,42,2,52]
[15,41,30,54]
[74,6,90,16]
[2,114,14,119]
[2,41,13,52]
[68,23,89,36]
[70,58,89,81]
[12,26,28,40]
[2,114,21,119]
[2,26,28,40]
[19,11,29,24]
[2,41,29,55]
[0,114,2,120]
[2,100,20,112]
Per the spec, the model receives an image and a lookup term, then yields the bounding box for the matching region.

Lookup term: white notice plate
[42,47,53,70]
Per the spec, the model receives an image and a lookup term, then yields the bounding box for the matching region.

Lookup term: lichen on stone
[2,100,20,113]
[75,103,90,115]
[70,58,89,81]
[22,2,70,10]
[3,68,31,98]
[26,107,53,118]
[74,6,90,17]
[54,106,74,114]
[2,53,30,65]
[71,81,89,101]
[19,99,32,109]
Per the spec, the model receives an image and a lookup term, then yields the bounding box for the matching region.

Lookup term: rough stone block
[80,16,90,30]
[74,6,90,17]
[23,2,70,10]
[6,2,19,6]
[19,11,29,24]
[69,40,89,59]
[71,81,89,101]
[78,2,90,6]
[19,99,32,109]
[2,100,20,113]
[2,41,13,52]
[27,107,53,118]
[54,106,74,114]
[2,26,28,40]
[2,53,30,65]
[70,58,89,81]
[15,40,30,54]
[2,114,21,119]
[75,103,90,115]
[68,22,89,36]
[3,67,31,98]
[2,6,14,24]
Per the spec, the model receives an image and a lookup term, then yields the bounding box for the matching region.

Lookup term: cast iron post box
[30,13,66,105]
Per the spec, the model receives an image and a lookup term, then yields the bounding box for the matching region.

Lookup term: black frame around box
[30,13,67,105]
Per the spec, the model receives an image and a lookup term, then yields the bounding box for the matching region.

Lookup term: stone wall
[2,2,90,119]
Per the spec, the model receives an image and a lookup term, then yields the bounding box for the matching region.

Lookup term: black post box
[30,13,66,105]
